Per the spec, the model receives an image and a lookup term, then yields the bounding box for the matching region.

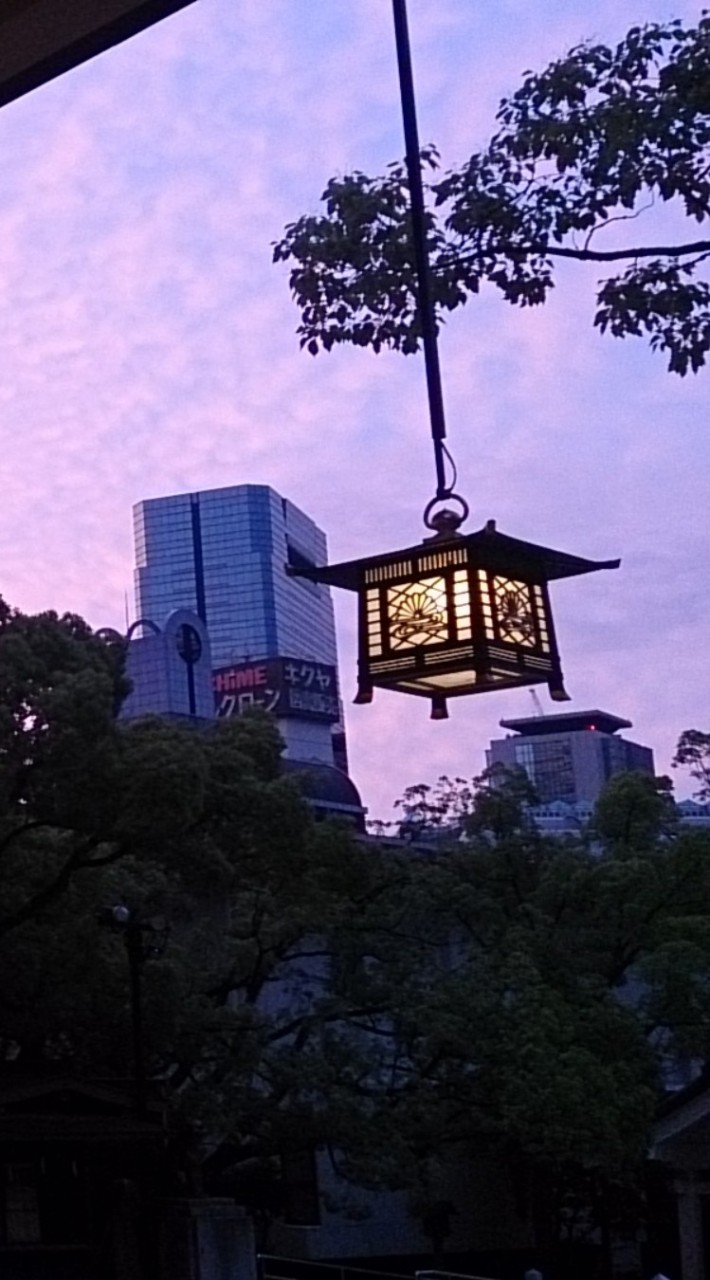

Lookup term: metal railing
[417,1270,498,1280]
[258,1256,413,1280]
[258,1257,498,1280]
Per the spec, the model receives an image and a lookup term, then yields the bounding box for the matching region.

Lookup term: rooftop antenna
[530,688,546,717]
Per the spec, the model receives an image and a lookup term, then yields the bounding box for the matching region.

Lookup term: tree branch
[453,239,710,266]
[0,837,103,937]
[265,1002,392,1046]
[0,819,48,858]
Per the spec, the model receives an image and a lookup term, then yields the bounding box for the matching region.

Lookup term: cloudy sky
[1,0,706,819]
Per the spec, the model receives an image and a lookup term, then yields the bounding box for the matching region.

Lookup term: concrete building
[487,709,654,807]
[676,799,710,830]
[133,484,345,769]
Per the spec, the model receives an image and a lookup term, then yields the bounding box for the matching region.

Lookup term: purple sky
[1,0,706,820]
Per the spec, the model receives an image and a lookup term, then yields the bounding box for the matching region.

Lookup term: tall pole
[101,904,168,1118]
[392,0,450,502]
[125,921,147,1119]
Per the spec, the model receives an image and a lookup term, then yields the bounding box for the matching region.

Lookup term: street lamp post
[100,905,169,1118]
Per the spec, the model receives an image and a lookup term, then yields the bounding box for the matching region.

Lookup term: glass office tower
[133,484,345,767]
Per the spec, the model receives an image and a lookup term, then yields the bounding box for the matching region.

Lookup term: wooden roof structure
[0,0,198,108]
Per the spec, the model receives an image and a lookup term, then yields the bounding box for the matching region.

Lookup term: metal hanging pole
[392,0,450,502]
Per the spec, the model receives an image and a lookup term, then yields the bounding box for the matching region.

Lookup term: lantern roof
[289,520,620,592]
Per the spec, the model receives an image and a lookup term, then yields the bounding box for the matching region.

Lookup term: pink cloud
[0,0,706,818]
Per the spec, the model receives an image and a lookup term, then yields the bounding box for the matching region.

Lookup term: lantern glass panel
[452,569,472,639]
[386,576,449,649]
[366,588,383,655]
[533,585,551,653]
[478,570,495,639]
[397,670,478,692]
[492,576,537,647]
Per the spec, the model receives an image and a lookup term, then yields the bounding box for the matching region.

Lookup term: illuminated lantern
[288,1,621,720]
[288,507,619,720]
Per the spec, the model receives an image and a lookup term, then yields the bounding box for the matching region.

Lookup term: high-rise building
[487,709,654,807]
[132,484,345,768]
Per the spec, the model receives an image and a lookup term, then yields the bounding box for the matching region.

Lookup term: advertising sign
[213,657,339,722]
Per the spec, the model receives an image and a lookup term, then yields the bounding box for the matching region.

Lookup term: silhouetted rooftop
[499,710,632,737]
[282,759,366,831]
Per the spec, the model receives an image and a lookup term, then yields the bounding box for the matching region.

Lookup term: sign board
[213,657,339,723]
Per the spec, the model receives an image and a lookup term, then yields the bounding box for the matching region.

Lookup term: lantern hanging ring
[423,493,470,536]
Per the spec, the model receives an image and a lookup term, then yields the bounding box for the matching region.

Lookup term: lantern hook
[423,493,469,537]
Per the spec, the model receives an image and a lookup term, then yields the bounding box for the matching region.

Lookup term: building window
[515,739,575,804]
[286,543,316,574]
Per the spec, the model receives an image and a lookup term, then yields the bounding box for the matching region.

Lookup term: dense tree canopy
[385,769,710,1165]
[4,596,710,1242]
[0,597,424,1197]
[0,598,131,934]
[274,15,710,373]
[369,765,710,1248]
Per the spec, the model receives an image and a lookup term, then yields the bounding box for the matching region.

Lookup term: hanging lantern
[287,504,619,720]
[287,1,620,721]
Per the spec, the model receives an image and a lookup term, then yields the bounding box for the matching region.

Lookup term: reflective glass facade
[134,485,337,668]
[512,737,576,804]
[132,485,343,765]
[120,610,214,722]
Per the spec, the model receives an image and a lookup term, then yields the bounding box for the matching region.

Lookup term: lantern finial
[427,508,464,540]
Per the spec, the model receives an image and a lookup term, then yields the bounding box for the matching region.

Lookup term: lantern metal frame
[287,516,619,719]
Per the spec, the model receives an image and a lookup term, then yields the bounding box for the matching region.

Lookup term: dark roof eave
[0,0,199,111]
[287,524,620,592]
[499,709,633,736]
